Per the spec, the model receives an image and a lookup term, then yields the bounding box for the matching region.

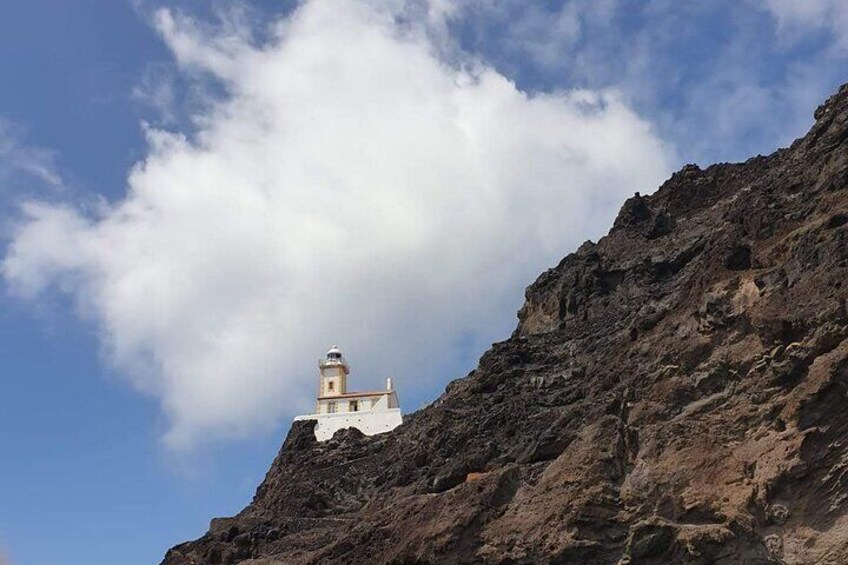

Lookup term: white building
[294,346,403,441]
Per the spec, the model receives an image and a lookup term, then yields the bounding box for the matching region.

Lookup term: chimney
[386,377,393,391]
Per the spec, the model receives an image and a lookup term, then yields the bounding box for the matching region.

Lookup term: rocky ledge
[163,84,848,565]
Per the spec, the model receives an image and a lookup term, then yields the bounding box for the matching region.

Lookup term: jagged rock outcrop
[162,84,848,565]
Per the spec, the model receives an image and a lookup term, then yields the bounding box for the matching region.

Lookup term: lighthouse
[294,346,403,441]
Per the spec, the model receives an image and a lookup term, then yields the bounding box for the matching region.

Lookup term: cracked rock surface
[163,84,848,565]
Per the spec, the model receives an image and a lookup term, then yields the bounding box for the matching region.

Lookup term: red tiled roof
[318,390,391,400]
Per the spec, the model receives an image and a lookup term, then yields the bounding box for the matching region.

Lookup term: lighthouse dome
[320,345,349,373]
[326,345,343,360]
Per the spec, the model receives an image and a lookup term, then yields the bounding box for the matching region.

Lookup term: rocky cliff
[162,84,848,565]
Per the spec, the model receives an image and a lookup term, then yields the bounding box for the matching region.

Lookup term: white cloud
[2,0,672,450]
[133,64,179,125]
[760,0,848,49]
[0,119,63,191]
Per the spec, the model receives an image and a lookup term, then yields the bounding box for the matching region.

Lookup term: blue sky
[0,1,845,564]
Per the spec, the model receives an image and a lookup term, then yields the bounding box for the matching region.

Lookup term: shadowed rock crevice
[163,83,848,565]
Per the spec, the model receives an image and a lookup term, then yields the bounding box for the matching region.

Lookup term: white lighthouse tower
[294,346,403,441]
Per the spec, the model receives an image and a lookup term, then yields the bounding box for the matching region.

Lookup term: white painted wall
[318,394,383,414]
[294,408,403,441]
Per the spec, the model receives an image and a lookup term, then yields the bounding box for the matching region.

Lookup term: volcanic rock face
[163,85,848,565]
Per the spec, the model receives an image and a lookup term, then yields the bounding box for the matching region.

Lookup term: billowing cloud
[2,0,672,450]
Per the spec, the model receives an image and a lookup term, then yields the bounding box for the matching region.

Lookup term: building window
[327,401,337,414]
[349,400,359,412]
[327,381,335,392]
